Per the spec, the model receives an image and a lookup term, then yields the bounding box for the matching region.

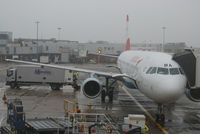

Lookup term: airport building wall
[0,32,188,63]
[0,47,7,55]
[7,38,187,56]
[80,42,124,55]
[0,31,12,46]
[131,43,162,52]
[164,42,186,53]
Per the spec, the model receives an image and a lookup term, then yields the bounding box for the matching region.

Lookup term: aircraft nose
[153,76,186,103]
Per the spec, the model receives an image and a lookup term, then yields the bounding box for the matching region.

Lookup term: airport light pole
[162,26,166,52]
[36,21,40,61]
[57,27,62,40]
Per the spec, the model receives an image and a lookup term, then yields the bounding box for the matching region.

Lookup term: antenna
[125,14,130,51]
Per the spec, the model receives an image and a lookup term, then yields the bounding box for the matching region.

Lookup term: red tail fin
[125,38,130,51]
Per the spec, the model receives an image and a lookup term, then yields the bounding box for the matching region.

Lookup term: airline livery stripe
[136,59,143,66]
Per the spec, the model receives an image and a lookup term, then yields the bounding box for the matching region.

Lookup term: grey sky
[0,0,199,46]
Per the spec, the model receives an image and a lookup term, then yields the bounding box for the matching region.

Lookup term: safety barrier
[64,99,79,114]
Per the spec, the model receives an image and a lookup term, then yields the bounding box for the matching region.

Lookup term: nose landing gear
[156,104,165,123]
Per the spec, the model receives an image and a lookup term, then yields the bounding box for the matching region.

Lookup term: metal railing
[67,112,120,134]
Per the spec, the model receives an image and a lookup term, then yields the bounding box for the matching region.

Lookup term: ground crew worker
[75,101,81,113]
[73,72,78,81]
[2,93,7,104]
[108,126,113,134]
[73,72,80,90]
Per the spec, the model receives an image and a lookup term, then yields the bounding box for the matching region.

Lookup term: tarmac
[0,62,200,134]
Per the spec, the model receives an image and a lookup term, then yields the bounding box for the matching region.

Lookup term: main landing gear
[101,78,117,103]
[156,104,165,123]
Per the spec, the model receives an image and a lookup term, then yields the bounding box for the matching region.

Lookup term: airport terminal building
[0,31,189,63]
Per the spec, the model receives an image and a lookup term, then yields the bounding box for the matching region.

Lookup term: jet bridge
[173,49,200,102]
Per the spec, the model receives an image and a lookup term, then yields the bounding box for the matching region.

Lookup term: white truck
[6,65,74,90]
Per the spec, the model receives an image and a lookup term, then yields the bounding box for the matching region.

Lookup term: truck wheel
[56,85,61,90]
[51,85,57,90]
[51,84,60,90]
[10,83,16,89]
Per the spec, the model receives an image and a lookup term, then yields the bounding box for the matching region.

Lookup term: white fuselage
[117,50,187,104]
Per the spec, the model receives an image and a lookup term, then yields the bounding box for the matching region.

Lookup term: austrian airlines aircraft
[118,50,187,104]
[6,41,188,122]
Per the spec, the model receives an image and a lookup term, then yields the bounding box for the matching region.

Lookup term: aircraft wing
[6,59,136,82]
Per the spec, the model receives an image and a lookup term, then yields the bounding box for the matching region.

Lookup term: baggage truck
[6,65,74,90]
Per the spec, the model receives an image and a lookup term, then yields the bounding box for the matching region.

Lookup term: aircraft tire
[10,82,16,89]
[156,114,165,123]
[51,84,61,90]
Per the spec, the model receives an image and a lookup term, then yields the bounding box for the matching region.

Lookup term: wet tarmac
[0,62,200,134]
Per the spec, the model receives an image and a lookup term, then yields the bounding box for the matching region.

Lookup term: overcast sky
[0,0,199,46]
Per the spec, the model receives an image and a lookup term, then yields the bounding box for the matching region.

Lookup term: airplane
[5,38,199,122]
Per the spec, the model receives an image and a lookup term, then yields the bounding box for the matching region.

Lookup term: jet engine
[82,78,102,99]
[185,88,200,102]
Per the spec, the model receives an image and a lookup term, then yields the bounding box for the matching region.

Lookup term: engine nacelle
[82,78,102,99]
[185,88,200,102]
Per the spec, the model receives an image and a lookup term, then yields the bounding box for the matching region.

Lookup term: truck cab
[6,68,17,88]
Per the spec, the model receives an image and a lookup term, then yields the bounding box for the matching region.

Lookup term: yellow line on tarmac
[122,87,169,134]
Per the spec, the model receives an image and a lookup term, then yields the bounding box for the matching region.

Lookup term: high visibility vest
[73,72,78,76]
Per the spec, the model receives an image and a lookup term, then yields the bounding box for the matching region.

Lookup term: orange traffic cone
[77,108,81,113]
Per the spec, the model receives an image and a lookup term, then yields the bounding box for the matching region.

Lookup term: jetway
[173,49,200,101]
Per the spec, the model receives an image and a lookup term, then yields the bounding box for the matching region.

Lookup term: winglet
[125,38,130,51]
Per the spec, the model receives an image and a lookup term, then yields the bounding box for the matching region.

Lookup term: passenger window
[150,67,157,74]
[179,68,184,75]
[146,67,152,74]
[157,67,169,75]
[170,68,179,75]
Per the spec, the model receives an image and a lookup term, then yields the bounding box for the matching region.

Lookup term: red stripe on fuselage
[136,59,143,66]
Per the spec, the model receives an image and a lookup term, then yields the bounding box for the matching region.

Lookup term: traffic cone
[77,108,81,113]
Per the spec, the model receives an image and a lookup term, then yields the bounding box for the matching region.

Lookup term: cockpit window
[150,67,157,74]
[169,68,179,75]
[146,67,152,74]
[157,67,169,75]
[179,68,184,75]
